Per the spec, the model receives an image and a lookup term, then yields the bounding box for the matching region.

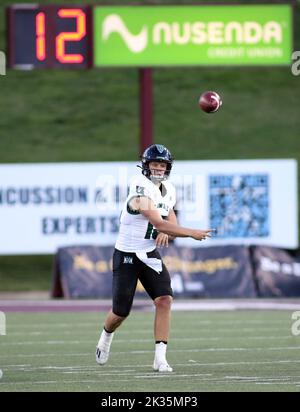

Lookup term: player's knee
[112,305,131,318]
[154,295,173,311]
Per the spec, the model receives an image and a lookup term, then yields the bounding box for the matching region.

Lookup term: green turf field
[0,310,300,392]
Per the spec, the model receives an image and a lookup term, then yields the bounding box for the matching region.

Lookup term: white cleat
[153,359,173,373]
[95,329,114,365]
[95,346,110,365]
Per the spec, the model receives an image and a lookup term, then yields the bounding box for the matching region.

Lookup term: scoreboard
[6,3,293,69]
[7,4,92,69]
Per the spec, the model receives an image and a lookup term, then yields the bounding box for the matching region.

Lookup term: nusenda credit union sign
[93,4,293,66]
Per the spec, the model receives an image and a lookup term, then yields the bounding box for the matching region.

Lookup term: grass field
[0,309,300,392]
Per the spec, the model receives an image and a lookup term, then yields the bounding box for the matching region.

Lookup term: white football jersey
[115,174,176,252]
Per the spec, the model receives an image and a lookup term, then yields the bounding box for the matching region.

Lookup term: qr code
[209,174,269,238]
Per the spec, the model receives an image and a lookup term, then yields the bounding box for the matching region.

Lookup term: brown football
[199,91,222,113]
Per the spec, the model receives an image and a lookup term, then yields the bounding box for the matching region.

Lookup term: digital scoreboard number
[7,4,92,69]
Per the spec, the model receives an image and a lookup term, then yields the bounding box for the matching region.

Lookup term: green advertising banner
[93,4,293,66]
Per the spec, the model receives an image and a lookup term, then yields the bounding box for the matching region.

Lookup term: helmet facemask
[143,161,172,183]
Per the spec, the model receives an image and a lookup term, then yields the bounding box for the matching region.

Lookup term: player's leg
[138,250,173,372]
[153,294,173,372]
[96,310,125,365]
[153,295,172,342]
[96,250,139,365]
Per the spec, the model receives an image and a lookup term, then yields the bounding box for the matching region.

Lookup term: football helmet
[141,144,173,182]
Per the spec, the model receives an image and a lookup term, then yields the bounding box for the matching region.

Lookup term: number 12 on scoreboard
[7,5,92,69]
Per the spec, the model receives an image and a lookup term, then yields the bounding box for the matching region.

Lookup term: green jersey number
[145,222,158,240]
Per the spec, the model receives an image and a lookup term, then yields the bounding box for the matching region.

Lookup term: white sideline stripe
[8,380,300,386]
[3,359,300,371]
[256,382,300,385]
[0,335,295,346]
[1,376,300,386]
[2,299,300,311]
[6,332,295,342]
[0,381,298,387]
[0,372,295,380]
[117,346,300,354]
[0,300,148,308]
[3,326,291,336]
[0,338,218,345]
[172,302,300,311]
[2,334,295,342]
[5,326,290,335]
[5,326,285,333]
[0,346,300,358]
[6,319,293,328]
[0,380,112,386]
[7,323,99,328]
[225,376,290,381]
[135,373,213,379]
[62,371,139,376]
[6,325,296,340]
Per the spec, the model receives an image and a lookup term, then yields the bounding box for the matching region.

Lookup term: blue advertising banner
[52,245,257,298]
[251,246,300,297]
[162,245,256,298]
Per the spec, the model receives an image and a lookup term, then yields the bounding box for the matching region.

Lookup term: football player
[96,144,212,372]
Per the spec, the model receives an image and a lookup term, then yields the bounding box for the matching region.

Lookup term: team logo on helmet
[156,144,165,154]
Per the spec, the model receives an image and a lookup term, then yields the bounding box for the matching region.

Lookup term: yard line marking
[62,370,138,376]
[3,360,300,371]
[1,334,294,346]
[0,337,221,345]
[3,363,300,374]
[1,347,300,361]
[1,378,299,386]
[3,364,300,375]
[225,376,290,381]
[1,375,300,387]
[7,319,289,329]
[255,382,300,385]
[135,373,212,379]
[0,380,108,385]
[1,346,300,357]
[2,335,294,345]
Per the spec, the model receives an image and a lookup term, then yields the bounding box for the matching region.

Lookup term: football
[199,91,222,113]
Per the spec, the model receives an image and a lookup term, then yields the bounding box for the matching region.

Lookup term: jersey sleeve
[128,178,156,203]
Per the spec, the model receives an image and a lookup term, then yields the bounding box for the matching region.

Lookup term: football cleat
[153,359,173,373]
[95,346,110,365]
[95,329,114,366]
